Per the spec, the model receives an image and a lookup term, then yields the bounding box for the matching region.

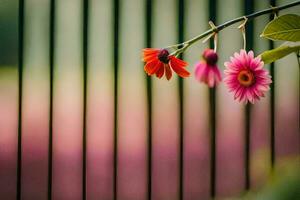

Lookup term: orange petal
[143,48,159,56]
[165,64,172,80]
[155,64,165,78]
[169,57,190,78]
[142,48,159,62]
[143,48,160,53]
[144,60,158,74]
[145,60,162,75]
[169,56,188,67]
[143,54,157,62]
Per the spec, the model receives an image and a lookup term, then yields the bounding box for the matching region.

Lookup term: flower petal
[223,49,272,104]
[165,64,172,80]
[194,61,206,80]
[214,65,222,81]
[143,48,160,55]
[143,48,159,62]
[171,56,188,67]
[169,56,190,78]
[144,60,161,75]
[207,69,215,87]
[155,64,165,78]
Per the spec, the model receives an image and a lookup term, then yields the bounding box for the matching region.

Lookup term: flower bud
[202,49,218,66]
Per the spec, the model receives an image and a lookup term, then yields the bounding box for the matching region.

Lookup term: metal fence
[0,0,299,199]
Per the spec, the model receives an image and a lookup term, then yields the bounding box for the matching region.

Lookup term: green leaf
[261,14,300,42]
[260,42,300,64]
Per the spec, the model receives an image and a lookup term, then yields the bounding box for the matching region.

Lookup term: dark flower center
[203,49,218,66]
[238,70,255,87]
[157,49,170,64]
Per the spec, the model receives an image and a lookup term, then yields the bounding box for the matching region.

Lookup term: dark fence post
[112,0,120,199]
[177,0,185,200]
[82,0,89,199]
[244,0,254,191]
[145,0,153,200]
[269,0,276,171]
[48,0,55,199]
[17,0,25,199]
[208,0,217,198]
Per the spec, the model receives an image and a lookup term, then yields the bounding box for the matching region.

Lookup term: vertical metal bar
[244,104,251,190]
[82,0,89,199]
[177,0,185,199]
[209,88,216,198]
[112,0,120,199]
[269,0,276,171]
[17,0,25,199]
[208,0,217,198]
[145,0,153,199]
[244,0,254,191]
[48,0,55,199]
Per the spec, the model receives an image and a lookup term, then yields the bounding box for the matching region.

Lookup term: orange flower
[142,48,190,80]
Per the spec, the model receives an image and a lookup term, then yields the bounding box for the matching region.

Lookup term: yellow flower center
[237,70,255,87]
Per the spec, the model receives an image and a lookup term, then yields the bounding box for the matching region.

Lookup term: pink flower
[224,50,272,104]
[194,49,222,87]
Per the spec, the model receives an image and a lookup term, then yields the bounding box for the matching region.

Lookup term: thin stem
[241,27,247,50]
[165,44,183,50]
[238,17,248,50]
[170,0,300,55]
[213,34,218,52]
[172,44,188,57]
